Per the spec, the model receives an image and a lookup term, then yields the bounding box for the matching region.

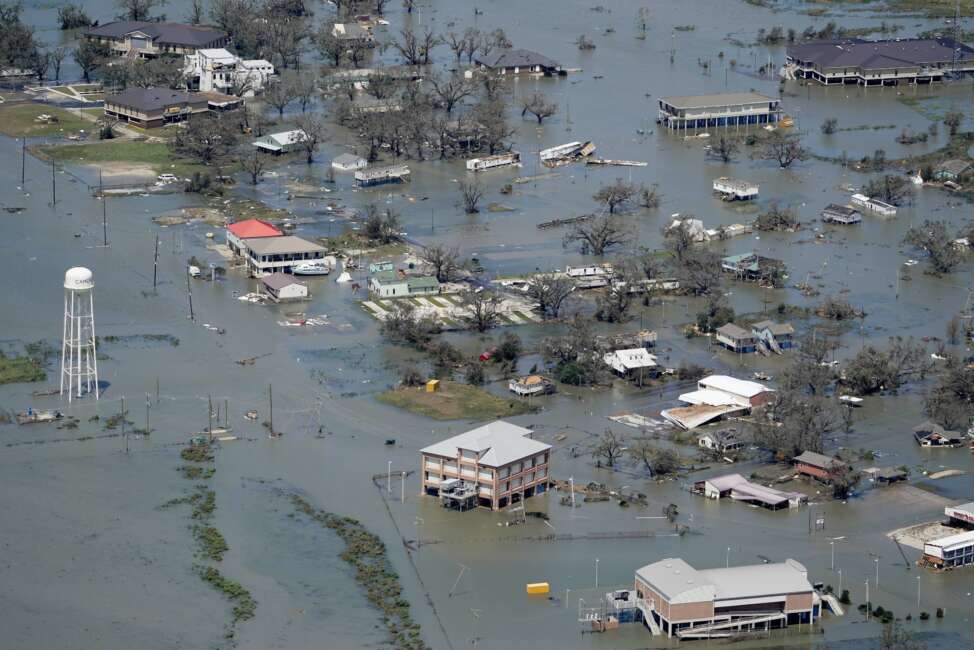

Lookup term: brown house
[420,421,552,511]
[793,450,846,482]
[104,88,210,128]
[85,21,229,59]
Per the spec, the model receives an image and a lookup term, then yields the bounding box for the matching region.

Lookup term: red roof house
[226,219,282,255]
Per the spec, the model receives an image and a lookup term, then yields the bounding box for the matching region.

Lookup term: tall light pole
[726,546,731,568]
[595,558,600,589]
[874,558,879,588]
[830,541,835,570]
[838,569,842,595]
[916,575,921,610]
[865,580,870,619]
[387,460,392,493]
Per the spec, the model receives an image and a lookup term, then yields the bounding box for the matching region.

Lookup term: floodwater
[2,0,974,648]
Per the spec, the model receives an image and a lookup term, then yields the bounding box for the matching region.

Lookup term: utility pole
[51,160,56,205]
[152,235,159,289]
[102,198,108,247]
[145,392,150,434]
[401,471,406,503]
[122,396,127,454]
[155,377,160,404]
[186,269,194,320]
[224,398,229,427]
[208,394,213,442]
[268,383,274,435]
[21,137,25,185]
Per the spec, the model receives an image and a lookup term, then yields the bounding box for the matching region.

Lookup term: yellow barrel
[526,582,550,595]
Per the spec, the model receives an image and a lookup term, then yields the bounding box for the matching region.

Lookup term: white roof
[198,48,236,61]
[254,129,308,150]
[240,59,272,68]
[604,348,657,371]
[637,558,811,604]
[699,375,771,399]
[420,421,550,468]
[679,389,740,407]
[925,529,974,552]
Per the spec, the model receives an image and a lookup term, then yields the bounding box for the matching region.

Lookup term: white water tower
[60,267,99,402]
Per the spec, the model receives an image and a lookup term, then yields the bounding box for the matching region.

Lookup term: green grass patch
[200,566,256,622]
[0,351,45,385]
[515,311,537,322]
[290,495,428,650]
[36,140,206,177]
[181,443,214,463]
[424,296,450,308]
[377,380,536,421]
[497,313,517,324]
[196,526,229,561]
[0,103,91,138]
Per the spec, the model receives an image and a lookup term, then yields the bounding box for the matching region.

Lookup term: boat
[16,409,63,425]
[752,371,772,381]
[839,395,863,407]
[293,261,331,276]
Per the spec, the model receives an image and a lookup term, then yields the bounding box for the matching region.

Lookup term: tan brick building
[420,421,551,511]
[634,558,819,639]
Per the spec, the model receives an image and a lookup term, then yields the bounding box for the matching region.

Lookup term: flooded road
[2,0,974,648]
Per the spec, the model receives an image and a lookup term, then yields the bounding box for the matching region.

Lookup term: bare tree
[238,146,266,184]
[421,244,461,282]
[170,114,240,165]
[458,179,485,214]
[593,178,637,214]
[430,71,474,113]
[187,0,204,23]
[903,220,961,274]
[472,98,516,154]
[637,183,662,209]
[394,27,438,65]
[50,46,68,82]
[402,0,415,13]
[592,429,626,468]
[478,71,509,101]
[315,25,345,67]
[564,214,633,256]
[462,292,500,332]
[709,135,739,163]
[292,75,318,113]
[943,110,964,136]
[116,0,165,21]
[865,174,913,206]
[294,113,327,164]
[520,92,558,124]
[527,272,574,319]
[445,31,466,61]
[263,79,295,117]
[754,202,799,231]
[362,204,402,244]
[758,132,807,168]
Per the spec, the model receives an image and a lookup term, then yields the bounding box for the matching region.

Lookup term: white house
[261,272,308,301]
[184,48,274,96]
[332,153,368,172]
[254,129,308,154]
[698,430,744,453]
[369,270,439,298]
[604,348,659,379]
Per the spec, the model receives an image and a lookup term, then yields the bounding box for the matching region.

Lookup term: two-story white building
[184,48,274,96]
[420,421,552,511]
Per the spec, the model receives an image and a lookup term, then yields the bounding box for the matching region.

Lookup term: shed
[822,204,862,225]
[425,379,440,393]
[261,272,308,301]
[793,451,845,482]
[332,153,368,172]
[253,129,308,154]
[933,159,972,182]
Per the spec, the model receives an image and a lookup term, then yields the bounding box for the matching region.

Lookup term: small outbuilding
[933,159,972,182]
[793,451,846,482]
[331,153,368,172]
[261,272,308,302]
[822,204,862,225]
[253,129,308,154]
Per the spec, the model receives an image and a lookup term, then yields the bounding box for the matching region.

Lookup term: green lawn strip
[0,351,45,384]
[36,140,209,177]
[0,103,90,137]
[515,311,538,322]
[425,296,451,308]
[377,381,536,421]
[497,313,518,325]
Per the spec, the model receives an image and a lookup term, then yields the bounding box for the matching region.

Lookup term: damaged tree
[903,220,960,275]
[519,92,558,124]
[527,272,574,319]
[563,214,633,256]
[593,179,637,214]
[458,179,485,214]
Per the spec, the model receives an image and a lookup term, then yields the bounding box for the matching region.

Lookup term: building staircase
[676,612,786,639]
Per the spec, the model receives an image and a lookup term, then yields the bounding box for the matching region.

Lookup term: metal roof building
[474,48,561,74]
[658,92,781,131]
[634,558,818,638]
[786,37,974,85]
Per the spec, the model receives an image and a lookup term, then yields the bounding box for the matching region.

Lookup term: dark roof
[794,450,845,470]
[477,48,560,70]
[787,38,974,70]
[86,21,227,47]
[936,159,973,175]
[262,272,305,291]
[106,87,204,111]
[823,204,860,217]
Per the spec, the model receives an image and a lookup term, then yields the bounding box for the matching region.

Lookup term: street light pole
[387,460,392,493]
[830,541,835,571]
[875,558,879,588]
[726,546,731,568]
[916,575,921,610]
[595,558,599,589]
[865,580,870,619]
[838,569,842,595]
